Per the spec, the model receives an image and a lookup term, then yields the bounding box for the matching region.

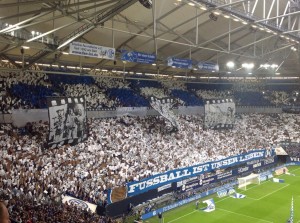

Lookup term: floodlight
[242,63,254,69]
[226,61,235,68]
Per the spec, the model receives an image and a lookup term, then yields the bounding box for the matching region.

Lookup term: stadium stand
[1,110,300,222]
[0,69,300,222]
[1,1,300,222]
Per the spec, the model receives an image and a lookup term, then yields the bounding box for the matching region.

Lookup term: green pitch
[146,166,300,223]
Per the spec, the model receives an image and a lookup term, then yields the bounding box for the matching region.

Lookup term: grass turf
[146,166,300,223]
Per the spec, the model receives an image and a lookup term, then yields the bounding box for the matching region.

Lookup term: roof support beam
[264,44,294,56]
[152,0,158,56]
[116,5,183,50]
[256,10,300,23]
[1,13,72,35]
[0,1,116,35]
[62,0,120,19]
[134,12,210,54]
[251,0,259,15]
[193,0,300,40]
[1,7,56,21]
[189,0,251,9]
[0,0,67,8]
[0,54,22,69]
[275,50,293,72]
[118,14,152,36]
[230,35,274,54]
[57,26,95,49]
[213,34,280,64]
[158,22,194,45]
[26,21,78,43]
[287,29,300,34]
[63,0,114,9]
[0,41,25,54]
[0,11,54,33]
[57,0,138,50]
[91,5,183,69]
[266,0,276,23]
[25,0,138,68]
[279,1,290,28]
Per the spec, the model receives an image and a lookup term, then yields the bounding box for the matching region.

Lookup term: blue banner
[167,57,193,69]
[177,157,277,193]
[125,149,274,197]
[121,50,156,64]
[198,61,219,72]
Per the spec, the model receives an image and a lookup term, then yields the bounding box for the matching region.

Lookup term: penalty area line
[166,196,232,223]
[245,196,259,201]
[242,180,269,192]
[218,208,274,223]
[290,166,300,173]
[166,210,197,223]
[256,184,290,200]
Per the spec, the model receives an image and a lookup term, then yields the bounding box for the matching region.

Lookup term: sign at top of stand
[167,57,193,69]
[69,42,115,60]
[198,61,219,72]
[121,50,156,64]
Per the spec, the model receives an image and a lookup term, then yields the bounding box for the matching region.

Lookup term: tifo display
[0,71,299,223]
[47,97,88,148]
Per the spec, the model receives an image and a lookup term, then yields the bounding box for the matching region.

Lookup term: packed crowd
[283,144,300,157]
[196,89,231,100]
[0,71,51,113]
[1,113,300,222]
[140,87,168,99]
[1,70,300,113]
[1,194,112,223]
[62,84,114,109]
[0,65,300,223]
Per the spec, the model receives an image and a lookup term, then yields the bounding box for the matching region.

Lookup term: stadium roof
[0,0,300,78]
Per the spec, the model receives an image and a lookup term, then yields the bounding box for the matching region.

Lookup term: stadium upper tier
[0,70,299,113]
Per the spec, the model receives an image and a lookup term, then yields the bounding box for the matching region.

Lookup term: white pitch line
[166,167,299,223]
[166,195,243,223]
[243,180,269,192]
[290,166,300,173]
[246,183,289,201]
[245,196,259,201]
[167,210,197,223]
[216,196,231,203]
[166,197,231,223]
[256,184,290,200]
[218,208,274,223]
